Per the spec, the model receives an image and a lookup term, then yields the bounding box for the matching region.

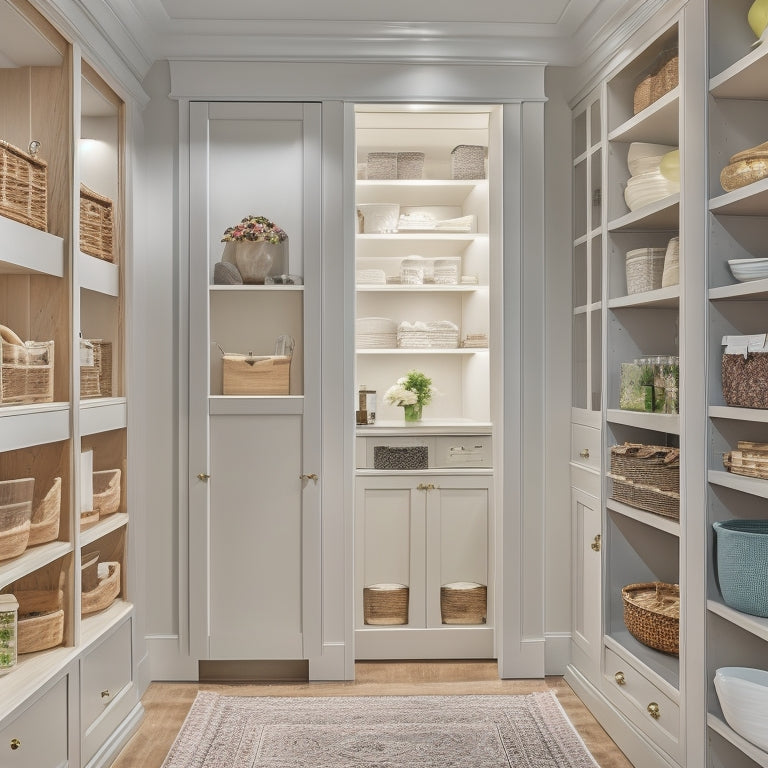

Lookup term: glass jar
[0,594,19,675]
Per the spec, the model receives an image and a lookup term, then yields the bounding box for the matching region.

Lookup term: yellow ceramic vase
[748,0,768,39]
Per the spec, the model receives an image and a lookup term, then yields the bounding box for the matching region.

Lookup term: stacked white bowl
[624,143,680,212]
[728,258,768,282]
[714,667,768,751]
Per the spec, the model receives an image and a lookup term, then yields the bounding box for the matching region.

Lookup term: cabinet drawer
[571,424,600,469]
[0,676,68,768]
[603,645,680,757]
[81,619,132,730]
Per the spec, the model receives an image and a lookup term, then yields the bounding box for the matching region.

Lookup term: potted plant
[221,215,288,284]
[384,370,434,422]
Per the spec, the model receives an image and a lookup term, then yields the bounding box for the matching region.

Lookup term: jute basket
[720,142,768,192]
[80,184,114,262]
[0,325,54,405]
[80,339,112,398]
[622,582,679,655]
[610,443,680,493]
[93,469,121,518]
[722,351,768,409]
[609,475,680,520]
[363,583,408,625]
[27,476,62,547]
[14,571,65,654]
[0,139,47,231]
[0,477,34,561]
[440,582,487,625]
[81,561,120,616]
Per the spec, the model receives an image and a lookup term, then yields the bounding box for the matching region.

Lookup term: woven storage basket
[625,248,666,294]
[609,475,680,519]
[0,325,54,405]
[610,443,680,492]
[723,441,768,480]
[451,145,486,180]
[397,152,425,180]
[82,561,120,616]
[80,339,112,398]
[713,519,768,618]
[720,142,768,192]
[363,583,408,625]
[27,476,61,547]
[441,582,487,625]
[622,582,679,655]
[0,139,47,231]
[93,469,121,518]
[722,351,768,409]
[366,152,398,180]
[79,184,114,262]
[650,53,679,102]
[373,446,428,471]
[633,73,654,114]
[16,588,64,654]
[222,354,290,395]
[0,478,35,561]
[661,236,680,288]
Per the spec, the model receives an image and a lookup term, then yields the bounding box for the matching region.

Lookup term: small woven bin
[363,583,408,625]
[13,570,65,654]
[397,152,425,180]
[451,145,486,179]
[0,325,54,405]
[366,152,398,180]
[80,184,114,262]
[610,476,680,519]
[0,478,35,561]
[610,443,680,493]
[82,560,121,616]
[0,139,47,231]
[27,476,62,547]
[622,582,679,655]
[625,248,666,294]
[93,469,121,518]
[441,582,487,625]
[713,519,768,618]
[722,351,768,409]
[720,142,768,193]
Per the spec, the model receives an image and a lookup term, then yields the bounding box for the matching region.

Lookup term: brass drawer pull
[591,534,601,552]
[10,738,21,750]
[101,689,111,699]
[614,671,625,686]
[300,473,318,482]
[197,473,210,481]
[579,448,590,459]
[647,702,660,719]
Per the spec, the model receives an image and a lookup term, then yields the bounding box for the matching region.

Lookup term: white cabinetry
[187,102,322,665]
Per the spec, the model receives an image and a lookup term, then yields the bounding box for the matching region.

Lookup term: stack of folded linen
[397,320,459,349]
[356,269,387,285]
[462,332,489,348]
[356,317,398,348]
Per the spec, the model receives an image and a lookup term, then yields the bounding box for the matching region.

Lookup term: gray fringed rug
[161,691,600,767]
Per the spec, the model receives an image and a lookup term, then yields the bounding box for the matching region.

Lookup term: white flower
[384,384,418,406]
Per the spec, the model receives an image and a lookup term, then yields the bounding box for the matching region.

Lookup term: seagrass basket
[0,478,35,561]
[81,559,120,616]
[363,583,409,625]
[80,339,112,398]
[609,475,680,520]
[0,325,54,405]
[0,139,47,231]
[79,184,114,262]
[610,443,680,492]
[14,571,65,654]
[722,351,768,409]
[93,469,121,518]
[622,582,679,655]
[27,476,61,547]
[720,142,768,193]
[440,582,487,625]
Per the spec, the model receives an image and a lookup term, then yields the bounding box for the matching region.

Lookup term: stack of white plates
[356,317,397,348]
[714,667,768,752]
[728,258,768,282]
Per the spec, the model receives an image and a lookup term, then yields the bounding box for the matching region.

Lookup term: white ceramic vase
[234,240,285,284]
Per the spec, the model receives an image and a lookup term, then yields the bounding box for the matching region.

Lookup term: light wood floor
[111,661,634,768]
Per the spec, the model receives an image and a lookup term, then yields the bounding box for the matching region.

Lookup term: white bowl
[728,258,768,282]
[714,667,768,751]
[627,142,677,176]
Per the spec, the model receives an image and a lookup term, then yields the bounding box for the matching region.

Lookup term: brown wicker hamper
[622,582,679,656]
[80,184,114,262]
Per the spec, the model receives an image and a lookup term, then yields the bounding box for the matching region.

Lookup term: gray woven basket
[625,248,665,294]
[713,520,768,618]
[366,152,397,179]
[451,145,486,179]
[397,152,424,180]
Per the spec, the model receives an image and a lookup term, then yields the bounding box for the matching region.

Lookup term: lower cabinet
[355,473,493,659]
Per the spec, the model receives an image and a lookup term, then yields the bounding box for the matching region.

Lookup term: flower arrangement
[384,370,434,408]
[221,215,288,244]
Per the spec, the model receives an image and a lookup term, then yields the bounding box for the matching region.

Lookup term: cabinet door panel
[209,414,303,659]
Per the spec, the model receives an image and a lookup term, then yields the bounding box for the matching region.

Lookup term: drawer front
[0,676,68,768]
[571,423,601,470]
[81,619,132,730]
[603,645,680,756]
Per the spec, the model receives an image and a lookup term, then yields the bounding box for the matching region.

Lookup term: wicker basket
[81,550,101,592]
[80,184,114,262]
[723,441,768,480]
[650,53,679,103]
[27,477,61,547]
[722,351,768,409]
[713,520,768,618]
[610,443,680,491]
[82,561,120,616]
[363,583,408,625]
[720,142,768,192]
[622,582,679,655]
[451,145,486,180]
[633,73,654,114]
[397,152,425,180]
[222,354,290,395]
[625,248,666,294]
[0,139,47,231]
[441,582,487,625]
[0,478,35,561]
[609,475,680,519]
[80,339,112,399]
[93,469,121,518]
[366,152,398,180]
[15,574,65,654]
[0,325,54,405]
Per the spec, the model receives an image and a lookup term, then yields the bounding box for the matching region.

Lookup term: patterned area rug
[161,691,600,767]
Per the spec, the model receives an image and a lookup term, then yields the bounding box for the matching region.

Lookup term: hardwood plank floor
[111,661,634,767]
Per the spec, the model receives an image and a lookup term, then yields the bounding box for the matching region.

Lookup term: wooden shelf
[0,216,65,277]
[80,397,127,435]
[708,599,768,643]
[357,233,483,242]
[606,408,680,434]
[709,178,768,216]
[608,87,680,145]
[609,285,680,309]
[608,195,680,232]
[208,395,304,416]
[357,348,482,355]
[356,284,479,293]
[209,284,304,293]
[81,512,129,547]
[0,541,73,591]
[356,179,484,206]
[606,497,680,536]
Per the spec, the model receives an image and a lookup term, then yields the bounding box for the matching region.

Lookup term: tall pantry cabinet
[0,0,142,766]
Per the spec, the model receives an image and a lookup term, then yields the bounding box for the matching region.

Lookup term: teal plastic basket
[713,519,768,618]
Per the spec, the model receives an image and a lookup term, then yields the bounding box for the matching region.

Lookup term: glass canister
[0,594,19,674]
[356,385,377,425]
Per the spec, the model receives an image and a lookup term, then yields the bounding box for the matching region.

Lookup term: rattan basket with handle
[622,582,679,655]
[0,324,54,405]
[0,139,47,230]
[0,477,34,561]
[81,561,120,616]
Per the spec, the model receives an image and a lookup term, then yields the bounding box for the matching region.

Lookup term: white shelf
[80,397,127,435]
[710,41,768,99]
[356,284,479,293]
[357,419,492,436]
[709,469,768,499]
[356,179,484,206]
[357,233,482,242]
[209,284,304,293]
[707,714,768,765]
[606,497,680,536]
[609,285,680,309]
[0,541,73,590]
[0,403,71,452]
[608,87,680,145]
[81,512,129,547]
[709,405,768,423]
[357,348,482,355]
[709,277,768,301]
[608,194,680,232]
[606,408,680,434]
[209,395,304,416]
[0,215,64,277]
[79,251,119,296]
[708,599,768,643]
[709,178,768,216]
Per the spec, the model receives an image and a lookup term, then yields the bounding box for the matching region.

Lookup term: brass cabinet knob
[417,483,437,491]
[197,473,210,481]
[579,448,590,459]
[614,671,625,686]
[101,689,111,699]
[647,702,660,719]
[591,534,602,552]
[300,473,318,481]
[10,738,21,750]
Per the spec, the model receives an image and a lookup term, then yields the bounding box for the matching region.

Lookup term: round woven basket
[363,583,409,625]
[440,582,487,625]
[622,582,679,655]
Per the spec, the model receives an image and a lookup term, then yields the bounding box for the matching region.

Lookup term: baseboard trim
[84,702,144,768]
[199,659,309,682]
[146,634,199,680]
[309,642,350,681]
[544,632,571,675]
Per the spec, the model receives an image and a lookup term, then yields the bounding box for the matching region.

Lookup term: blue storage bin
[713,519,768,618]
